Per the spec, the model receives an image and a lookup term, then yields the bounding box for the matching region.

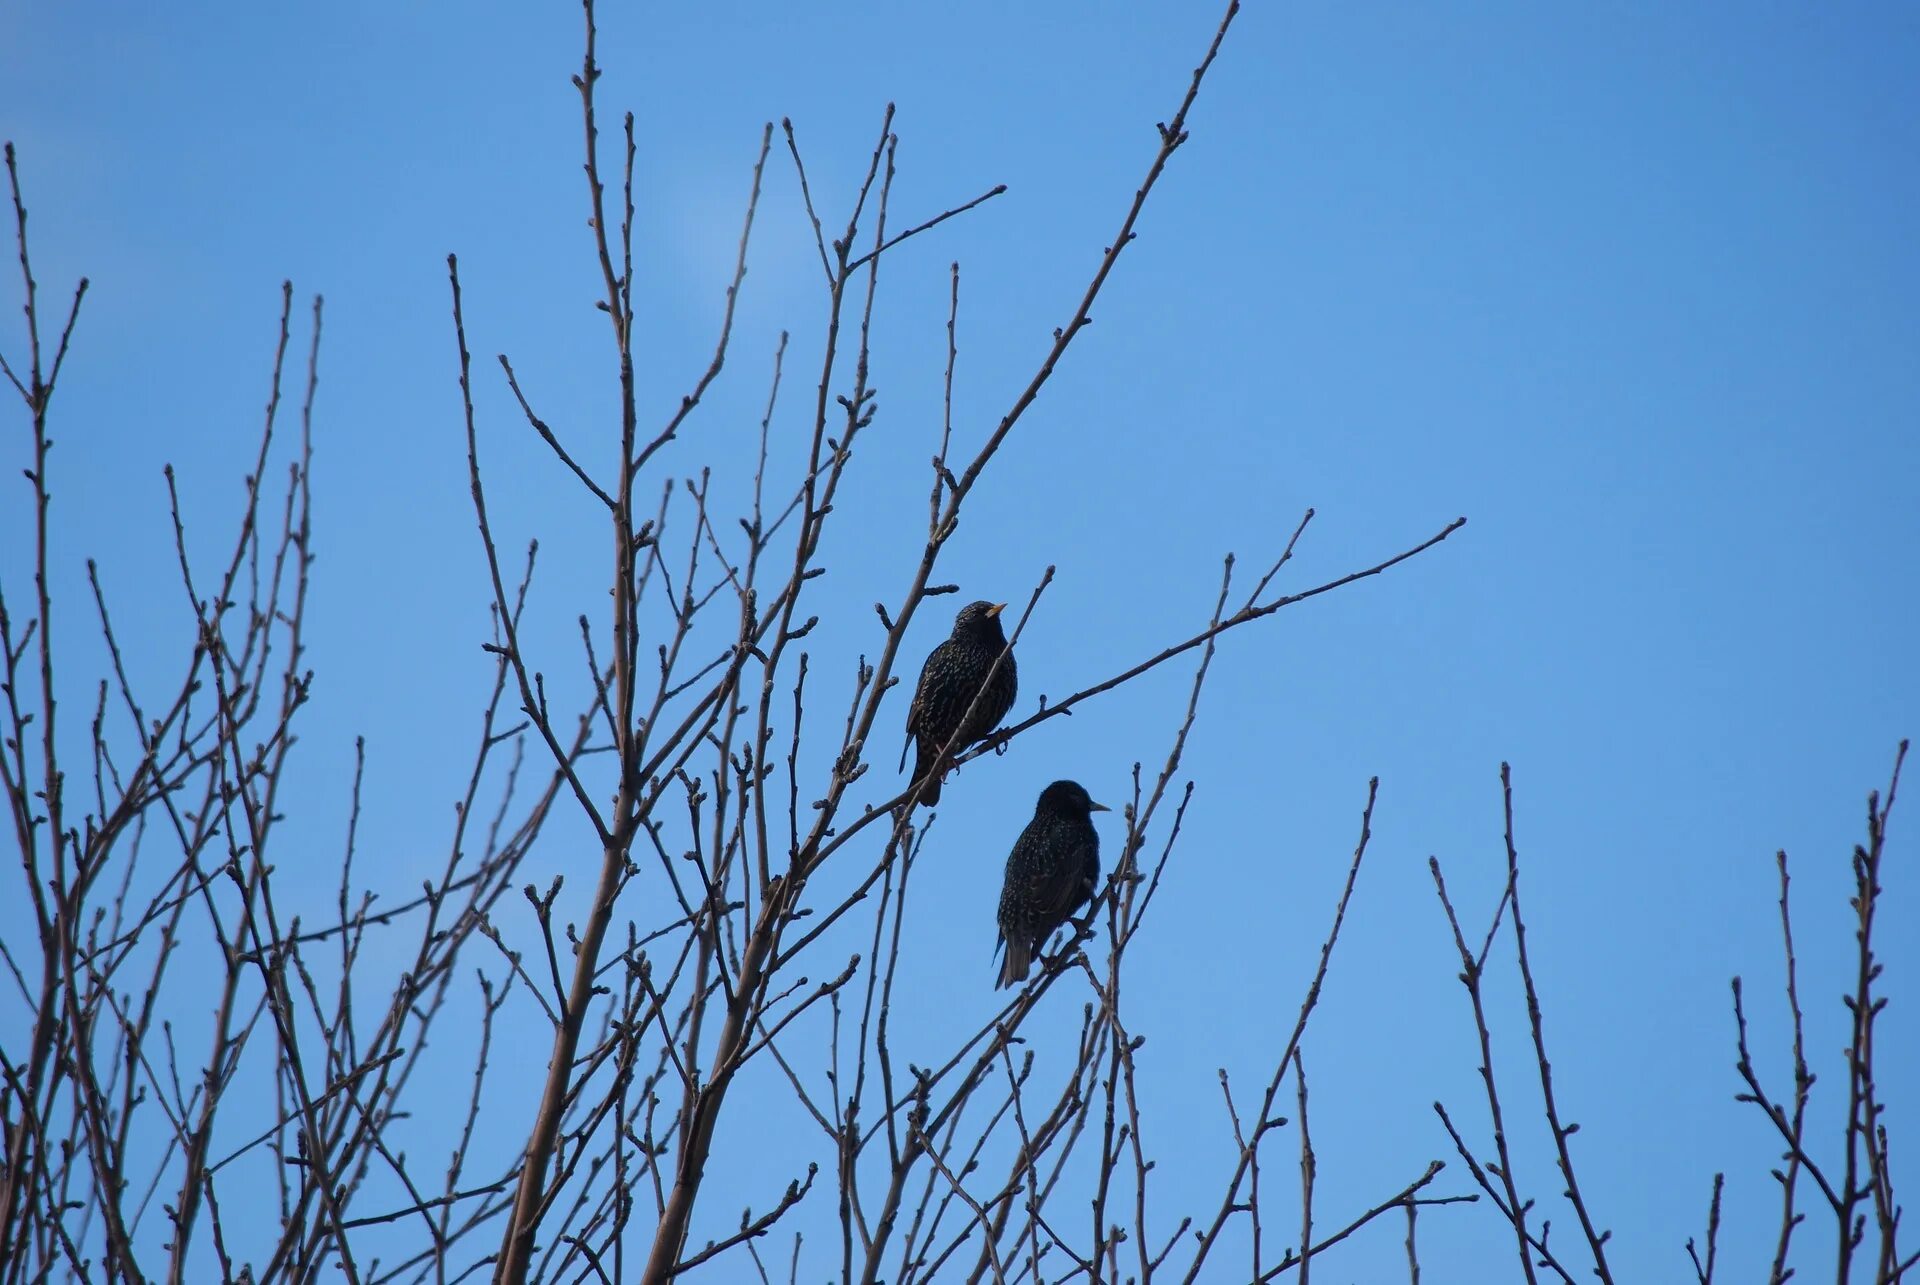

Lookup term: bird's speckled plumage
[901,600,1017,806]
[995,780,1107,988]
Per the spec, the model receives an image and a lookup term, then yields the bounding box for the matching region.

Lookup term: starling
[899,600,1017,806]
[995,780,1109,988]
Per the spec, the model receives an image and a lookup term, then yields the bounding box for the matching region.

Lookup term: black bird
[995,780,1108,988]
[900,600,1017,806]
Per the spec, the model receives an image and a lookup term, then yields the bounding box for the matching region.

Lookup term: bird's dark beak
[1089,800,1111,813]
[986,602,1007,618]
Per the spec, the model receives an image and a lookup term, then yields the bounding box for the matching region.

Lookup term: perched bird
[996,780,1109,988]
[900,600,1017,806]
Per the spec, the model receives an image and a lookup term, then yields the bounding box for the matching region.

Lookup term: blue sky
[4,2,1917,1281]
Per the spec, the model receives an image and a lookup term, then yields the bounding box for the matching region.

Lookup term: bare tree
[2,2,1906,1283]
[1430,747,1910,1285]
[0,2,1470,1280]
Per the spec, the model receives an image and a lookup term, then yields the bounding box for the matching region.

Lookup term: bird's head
[951,599,1008,643]
[1037,779,1109,817]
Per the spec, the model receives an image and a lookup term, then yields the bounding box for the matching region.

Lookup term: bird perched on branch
[996,779,1108,988]
[900,599,1017,806]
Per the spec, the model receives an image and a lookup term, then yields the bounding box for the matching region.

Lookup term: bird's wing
[1040,836,1100,920]
[898,651,934,771]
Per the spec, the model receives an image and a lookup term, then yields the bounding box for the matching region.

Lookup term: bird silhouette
[900,600,1017,806]
[996,779,1108,988]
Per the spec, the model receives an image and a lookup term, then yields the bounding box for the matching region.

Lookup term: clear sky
[4,2,1917,1281]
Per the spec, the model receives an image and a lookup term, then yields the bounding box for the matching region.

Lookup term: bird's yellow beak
[986,602,1007,618]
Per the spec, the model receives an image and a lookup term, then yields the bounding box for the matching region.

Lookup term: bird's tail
[912,743,942,806]
[997,937,1031,989]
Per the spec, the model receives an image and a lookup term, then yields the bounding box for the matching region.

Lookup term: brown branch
[1846,740,1905,1284]
[1183,778,1378,1284]
[1732,977,1843,1214]
[845,183,1008,274]
[496,355,616,510]
[1430,847,1553,1285]
[966,516,1466,765]
[1686,1172,1723,1285]
[1769,848,1814,1282]
[449,255,613,851]
[940,0,1246,513]
[671,1165,819,1275]
[1253,1161,1465,1283]
[1430,1102,1573,1285]
[1405,1199,1420,1285]
[1295,1049,1315,1285]
[1500,763,1614,1280]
